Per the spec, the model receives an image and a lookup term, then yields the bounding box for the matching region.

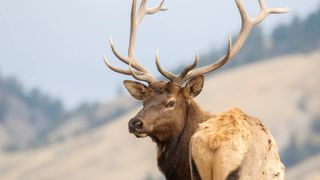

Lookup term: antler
[104,0,167,84]
[156,0,289,85]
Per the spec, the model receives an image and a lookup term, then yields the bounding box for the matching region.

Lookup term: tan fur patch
[193,108,252,151]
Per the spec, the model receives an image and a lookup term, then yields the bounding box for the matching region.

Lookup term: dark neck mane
[156,100,212,180]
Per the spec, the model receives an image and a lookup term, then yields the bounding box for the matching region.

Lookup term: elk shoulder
[190,108,285,180]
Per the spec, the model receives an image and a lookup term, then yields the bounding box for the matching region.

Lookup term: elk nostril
[129,118,144,131]
[134,121,143,130]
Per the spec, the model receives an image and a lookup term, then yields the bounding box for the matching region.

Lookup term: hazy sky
[0,0,319,108]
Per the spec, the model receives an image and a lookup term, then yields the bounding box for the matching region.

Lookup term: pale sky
[0,0,319,108]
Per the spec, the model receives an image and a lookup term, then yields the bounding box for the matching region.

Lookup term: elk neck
[156,100,213,180]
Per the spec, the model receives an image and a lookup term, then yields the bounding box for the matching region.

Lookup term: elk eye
[166,100,176,108]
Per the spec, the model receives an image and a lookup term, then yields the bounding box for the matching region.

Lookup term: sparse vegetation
[282,115,320,168]
[312,115,320,133]
[272,7,320,55]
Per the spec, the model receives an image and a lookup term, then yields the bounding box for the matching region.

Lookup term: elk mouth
[130,130,152,138]
[128,124,153,138]
[134,132,148,138]
[129,124,153,138]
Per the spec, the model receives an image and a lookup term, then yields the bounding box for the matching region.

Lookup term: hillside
[0,77,66,150]
[0,51,319,180]
[0,75,137,151]
[287,153,320,180]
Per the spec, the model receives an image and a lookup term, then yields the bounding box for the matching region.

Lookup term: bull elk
[103,0,289,179]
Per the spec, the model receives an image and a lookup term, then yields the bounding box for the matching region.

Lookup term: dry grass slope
[286,153,320,180]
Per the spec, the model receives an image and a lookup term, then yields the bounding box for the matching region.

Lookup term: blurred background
[0,0,319,179]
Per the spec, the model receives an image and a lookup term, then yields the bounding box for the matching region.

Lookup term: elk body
[103,0,289,179]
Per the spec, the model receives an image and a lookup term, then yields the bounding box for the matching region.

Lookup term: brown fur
[124,77,284,180]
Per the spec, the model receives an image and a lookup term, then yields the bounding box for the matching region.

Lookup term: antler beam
[156,0,289,85]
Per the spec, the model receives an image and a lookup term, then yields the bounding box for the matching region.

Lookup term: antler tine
[181,36,232,83]
[156,51,200,84]
[104,57,132,75]
[155,50,176,82]
[108,36,144,71]
[179,54,199,79]
[129,61,156,84]
[253,0,290,25]
[137,0,168,24]
[104,0,167,84]
[104,56,148,76]
[229,0,289,60]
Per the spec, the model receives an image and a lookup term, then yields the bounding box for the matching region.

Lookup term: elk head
[124,76,204,142]
[104,0,288,142]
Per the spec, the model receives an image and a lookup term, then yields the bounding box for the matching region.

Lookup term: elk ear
[183,76,204,99]
[123,80,149,100]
